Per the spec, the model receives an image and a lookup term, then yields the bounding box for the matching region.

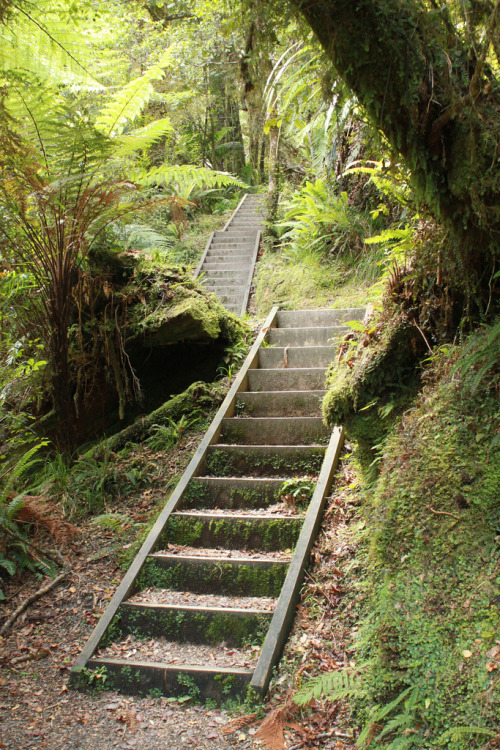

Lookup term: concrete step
[247,368,326,392]
[179,477,288,510]
[201,278,247,289]
[116,599,273,647]
[236,390,326,417]
[277,308,366,328]
[258,346,335,369]
[266,326,348,347]
[200,269,249,280]
[85,658,252,701]
[201,261,252,270]
[204,444,326,477]
[140,553,289,597]
[164,511,303,550]
[220,416,329,446]
[211,236,258,245]
[205,246,253,260]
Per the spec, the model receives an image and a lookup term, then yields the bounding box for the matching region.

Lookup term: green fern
[114,118,174,157]
[96,48,173,136]
[437,725,497,745]
[294,669,366,707]
[136,164,245,195]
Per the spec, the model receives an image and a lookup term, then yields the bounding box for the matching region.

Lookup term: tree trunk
[291,0,500,290]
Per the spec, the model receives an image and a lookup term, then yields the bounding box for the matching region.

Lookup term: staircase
[195,194,264,316]
[71,306,365,701]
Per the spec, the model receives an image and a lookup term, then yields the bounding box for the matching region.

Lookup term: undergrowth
[295,320,500,748]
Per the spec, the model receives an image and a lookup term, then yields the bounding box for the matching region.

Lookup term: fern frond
[5,493,27,521]
[294,669,365,707]
[114,118,174,157]
[0,2,98,85]
[121,223,175,252]
[137,164,245,192]
[0,441,48,502]
[0,557,16,576]
[437,725,497,744]
[96,48,173,136]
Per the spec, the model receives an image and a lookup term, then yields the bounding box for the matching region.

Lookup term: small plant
[279,476,316,510]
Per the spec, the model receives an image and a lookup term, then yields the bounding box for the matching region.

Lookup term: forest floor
[0,425,360,749]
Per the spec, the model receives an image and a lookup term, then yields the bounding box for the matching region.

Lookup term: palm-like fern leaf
[96,48,173,136]
[114,118,174,157]
[137,164,245,193]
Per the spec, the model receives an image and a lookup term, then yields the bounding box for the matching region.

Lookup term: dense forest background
[0,1,498,747]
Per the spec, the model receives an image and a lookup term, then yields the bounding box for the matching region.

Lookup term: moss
[163,515,301,551]
[180,480,279,510]
[204,448,325,478]
[343,323,500,745]
[139,558,288,597]
[85,380,225,457]
[322,314,424,427]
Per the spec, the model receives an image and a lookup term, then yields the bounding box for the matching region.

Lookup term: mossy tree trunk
[291,0,499,296]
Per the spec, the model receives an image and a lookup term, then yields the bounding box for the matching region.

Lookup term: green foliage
[336,324,500,747]
[294,669,365,707]
[278,476,316,509]
[276,179,373,261]
[0,441,49,597]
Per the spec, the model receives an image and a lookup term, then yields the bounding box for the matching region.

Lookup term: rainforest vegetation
[0,0,498,747]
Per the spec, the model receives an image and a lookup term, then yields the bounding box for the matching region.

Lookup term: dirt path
[0,448,358,750]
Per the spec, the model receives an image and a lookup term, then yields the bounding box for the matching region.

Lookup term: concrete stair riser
[248,368,326,392]
[277,308,366,328]
[115,602,273,647]
[220,416,329,446]
[266,326,348,347]
[163,512,303,550]
[258,346,336,369]
[204,444,326,478]
[139,554,289,598]
[179,478,287,510]
[236,390,326,418]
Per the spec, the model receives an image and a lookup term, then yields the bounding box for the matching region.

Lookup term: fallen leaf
[462,650,472,659]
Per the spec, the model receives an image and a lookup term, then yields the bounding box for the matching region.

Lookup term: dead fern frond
[254,705,292,750]
[16,496,79,543]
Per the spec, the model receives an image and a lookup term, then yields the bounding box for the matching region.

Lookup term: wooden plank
[239,230,262,317]
[194,231,214,278]
[250,425,344,695]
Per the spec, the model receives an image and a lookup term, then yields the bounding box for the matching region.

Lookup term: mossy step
[266,325,348,347]
[75,658,252,702]
[276,308,366,328]
[180,477,287,510]
[220,416,329,445]
[258,346,335,369]
[139,554,289,597]
[108,601,272,647]
[204,444,325,477]
[163,512,303,550]
[247,368,326,392]
[235,390,326,417]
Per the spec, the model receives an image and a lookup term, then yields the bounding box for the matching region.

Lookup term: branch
[0,569,70,636]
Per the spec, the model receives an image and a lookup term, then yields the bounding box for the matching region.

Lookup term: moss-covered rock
[323,314,424,426]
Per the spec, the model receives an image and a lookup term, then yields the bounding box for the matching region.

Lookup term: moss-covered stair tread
[71,305,365,700]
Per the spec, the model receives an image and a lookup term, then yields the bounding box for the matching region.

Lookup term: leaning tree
[288,0,499,308]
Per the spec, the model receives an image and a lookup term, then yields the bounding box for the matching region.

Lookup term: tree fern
[294,669,366,707]
[96,48,174,136]
[114,118,174,157]
[0,0,99,85]
[137,164,245,195]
